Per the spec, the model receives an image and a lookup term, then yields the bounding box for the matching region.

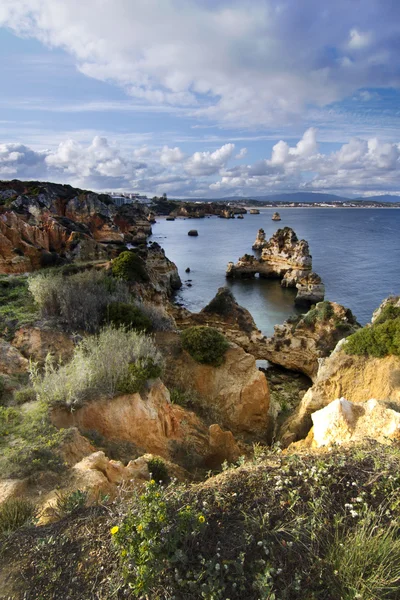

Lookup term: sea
[151,208,400,336]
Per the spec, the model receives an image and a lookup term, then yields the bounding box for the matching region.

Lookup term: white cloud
[235,148,247,160]
[1,1,400,127]
[1,130,399,197]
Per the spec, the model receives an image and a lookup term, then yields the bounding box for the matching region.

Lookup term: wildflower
[198,515,205,523]
[110,526,119,535]
[137,524,143,532]
[121,549,127,557]
[149,479,156,485]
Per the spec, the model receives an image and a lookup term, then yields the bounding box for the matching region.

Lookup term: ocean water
[151,208,400,336]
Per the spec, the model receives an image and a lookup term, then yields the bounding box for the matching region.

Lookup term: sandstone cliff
[0,180,153,273]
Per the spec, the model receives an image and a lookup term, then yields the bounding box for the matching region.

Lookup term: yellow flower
[121,549,127,557]
[198,515,205,523]
[155,492,161,498]
[137,524,143,532]
[159,515,165,522]
[110,526,119,535]
[149,479,156,485]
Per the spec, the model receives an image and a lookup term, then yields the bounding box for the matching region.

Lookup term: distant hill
[176,191,400,203]
[353,194,400,203]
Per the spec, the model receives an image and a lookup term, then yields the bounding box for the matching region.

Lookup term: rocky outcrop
[207,424,241,467]
[311,398,400,447]
[12,326,75,363]
[262,301,359,380]
[281,346,400,444]
[227,228,325,307]
[252,228,266,250]
[272,212,281,221]
[144,242,182,299]
[0,180,153,274]
[51,380,208,460]
[0,340,28,374]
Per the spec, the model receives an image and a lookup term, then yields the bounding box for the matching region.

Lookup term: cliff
[227,227,325,306]
[0,180,152,273]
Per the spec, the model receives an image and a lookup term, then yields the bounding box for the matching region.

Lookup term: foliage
[29,269,130,333]
[55,490,88,517]
[0,498,36,535]
[0,376,5,403]
[31,326,164,408]
[112,480,206,597]
[147,457,169,484]
[111,251,149,283]
[137,301,176,332]
[12,386,37,405]
[374,301,400,325]
[181,326,229,366]
[345,316,400,357]
[105,302,152,332]
[0,401,66,478]
[0,275,38,339]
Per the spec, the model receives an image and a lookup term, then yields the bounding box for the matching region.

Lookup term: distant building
[107,191,151,206]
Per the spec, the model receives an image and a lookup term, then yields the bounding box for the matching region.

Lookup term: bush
[111,251,149,283]
[0,406,21,437]
[29,269,130,333]
[374,302,400,325]
[105,302,152,332]
[55,489,88,517]
[345,316,400,358]
[13,386,37,405]
[147,457,169,484]
[181,326,229,366]
[31,326,164,408]
[0,498,36,535]
[0,276,37,340]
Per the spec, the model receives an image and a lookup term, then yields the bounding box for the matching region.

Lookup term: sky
[1,0,400,198]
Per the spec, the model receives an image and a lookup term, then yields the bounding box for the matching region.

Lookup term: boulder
[0,340,28,375]
[207,424,241,466]
[188,230,199,236]
[311,398,400,447]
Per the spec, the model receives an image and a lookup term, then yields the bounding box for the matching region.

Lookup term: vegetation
[147,457,169,484]
[12,386,37,405]
[55,490,88,518]
[0,401,66,478]
[345,304,400,357]
[111,251,149,283]
[0,498,36,535]
[0,275,38,339]
[29,269,130,333]
[105,301,152,332]
[181,326,229,366]
[31,326,164,408]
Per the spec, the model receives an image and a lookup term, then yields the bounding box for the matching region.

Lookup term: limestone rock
[0,340,28,374]
[207,424,241,466]
[272,212,281,221]
[281,347,400,443]
[51,379,207,460]
[0,479,28,505]
[262,301,359,380]
[252,228,266,250]
[227,227,324,307]
[58,428,96,467]
[12,326,75,363]
[311,398,400,447]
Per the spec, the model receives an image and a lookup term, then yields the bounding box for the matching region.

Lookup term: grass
[0,498,36,536]
[0,275,38,340]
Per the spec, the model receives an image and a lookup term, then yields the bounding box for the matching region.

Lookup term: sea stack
[249,208,260,214]
[188,230,199,236]
[272,212,281,221]
[226,227,325,307]
[252,228,266,250]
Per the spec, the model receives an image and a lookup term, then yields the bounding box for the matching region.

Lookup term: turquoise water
[151,208,400,336]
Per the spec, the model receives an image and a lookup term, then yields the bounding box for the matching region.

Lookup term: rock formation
[227,227,325,307]
[311,398,400,447]
[252,228,266,250]
[12,326,75,363]
[188,230,199,236]
[0,180,153,274]
[0,340,29,375]
[262,301,359,380]
[272,212,281,221]
[281,341,400,445]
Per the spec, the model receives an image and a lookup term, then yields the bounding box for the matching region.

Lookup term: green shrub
[374,302,400,325]
[0,498,36,535]
[31,326,164,408]
[0,276,38,340]
[0,406,21,437]
[181,326,229,366]
[111,251,149,283]
[147,457,169,484]
[112,480,205,597]
[345,317,400,358]
[13,386,37,405]
[105,302,152,332]
[29,270,130,333]
[55,489,88,517]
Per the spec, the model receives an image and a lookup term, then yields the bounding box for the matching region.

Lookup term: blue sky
[1,0,400,197]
